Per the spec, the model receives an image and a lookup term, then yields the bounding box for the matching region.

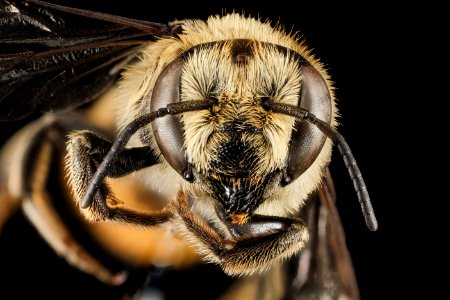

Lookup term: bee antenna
[81,100,213,209]
[310,116,378,231]
[268,102,378,231]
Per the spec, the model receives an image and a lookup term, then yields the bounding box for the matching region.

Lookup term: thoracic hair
[113,13,338,217]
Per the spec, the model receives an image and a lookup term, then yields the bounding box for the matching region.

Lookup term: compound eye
[282,64,332,185]
[151,58,190,180]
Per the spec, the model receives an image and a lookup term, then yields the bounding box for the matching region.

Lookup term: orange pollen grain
[230,213,249,225]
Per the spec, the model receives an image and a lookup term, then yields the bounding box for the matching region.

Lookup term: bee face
[147,36,334,217]
[181,41,301,214]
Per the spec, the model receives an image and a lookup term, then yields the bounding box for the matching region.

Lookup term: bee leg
[176,191,308,276]
[0,113,133,285]
[66,130,173,225]
[0,149,22,234]
[0,134,22,233]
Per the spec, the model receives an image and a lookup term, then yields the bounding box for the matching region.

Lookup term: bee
[0,0,377,299]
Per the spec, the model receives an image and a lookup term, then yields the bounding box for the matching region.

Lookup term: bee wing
[0,0,171,121]
[287,168,360,299]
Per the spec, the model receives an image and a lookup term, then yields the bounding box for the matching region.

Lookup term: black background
[0,1,438,299]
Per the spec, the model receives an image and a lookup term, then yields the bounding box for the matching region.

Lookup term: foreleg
[175,191,309,276]
[66,130,173,225]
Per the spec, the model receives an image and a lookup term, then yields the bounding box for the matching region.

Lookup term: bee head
[151,40,332,216]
